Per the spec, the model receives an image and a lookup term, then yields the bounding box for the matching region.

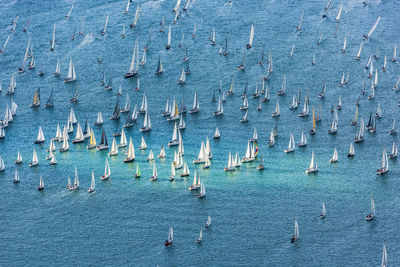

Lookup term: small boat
[18,38,31,74]
[169,162,176,181]
[150,163,157,181]
[330,148,338,163]
[29,148,39,167]
[320,203,326,218]
[35,126,45,144]
[224,151,236,172]
[139,136,147,150]
[298,96,309,117]
[165,25,171,50]
[37,175,44,190]
[193,141,208,164]
[49,153,57,165]
[355,41,363,60]
[289,44,295,58]
[375,103,382,119]
[341,37,347,53]
[271,99,280,117]
[364,16,381,39]
[243,140,256,161]
[246,23,254,48]
[45,89,54,108]
[328,116,338,134]
[104,78,112,91]
[393,76,400,91]
[347,142,355,158]
[139,111,151,132]
[165,226,173,246]
[305,150,318,174]
[392,44,397,62]
[96,128,109,150]
[72,123,84,143]
[65,4,74,19]
[13,169,20,183]
[135,163,141,178]
[298,132,307,147]
[124,39,139,78]
[268,130,275,147]
[296,11,304,31]
[257,156,265,170]
[64,58,77,83]
[240,110,249,123]
[236,49,246,70]
[178,114,186,130]
[198,182,206,198]
[318,81,326,98]
[177,68,186,84]
[189,90,200,114]
[223,36,228,56]
[290,220,299,243]
[130,5,140,28]
[108,137,119,156]
[284,134,295,153]
[100,158,111,180]
[196,228,203,243]
[377,148,389,175]
[100,14,109,35]
[388,141,397,159]
[0,156,4,171]
[181,162,190,177]
[147,149,155,161]
[381,244,388,267]
[15,150,22,164]
[86,129,97,149]
[205,216,211,228]
[121,24,126,38]
[366,193,375,221]
[389,119,396,135]
[30,88,40,107]
[277,75,286,95]
[123,137,136,162]
[309,108,316,135]
[213,96,223,116]
[88,171,96,193]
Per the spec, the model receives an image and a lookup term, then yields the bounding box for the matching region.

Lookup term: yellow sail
[90,129,96,146]
[175,102,179,116]
[312,107,316,130]
[354,106,358,122]
[33,91,39,105]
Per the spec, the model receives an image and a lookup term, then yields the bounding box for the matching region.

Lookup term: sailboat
[299,96,309,117]
[356,41,363,60]
[59,134,70,152]
[224,151,235,171]
[205,216,211,228]
[94,111,104,126]
[267,130,275,147]
[100,158,111,180]
[71,122,84,143]
[246,23,254,48]
[243,140,255,162]
[30,88,40,107]
[347,142,355,157]
[277,75,286,95]
[271,98,280,117]
[250,128,258,143]
[177,68,186,84]
[290,220,299,243]
[101,14,109,35]
[181,162,190,177]
[37,175,44,190]
[165,226,173,246]
[35,126,45,144]
[147,149,155,161]
[121,24,126,38]
[213,96,223,116]
[309,108,316,135]
[366,193,376,221]
[110,100,120,120]
[140,111,151,132]
[389,119,396,135]
[108,137,118,156]
[130,5,140,28]
[50,23,56,50]
[64,58,76,83]
[330,148,338,163]
[341,37,347,53]
[88,171,96,193]
[318,81,326,98]
[193,141,208,164]
[18,38,30,73]
[70,85,79,103]
[364,16,381,39]
[65,4,73,19]
[237,49,246,70]
[15,150,22,164]
[393,76,400,91]
[296,11,304,30]
[382,55,387,71]
[320,203,326,218]
[196,228,203,243]
[284,134,295,153]
[97,128,109,150]
[169,162,176,181]
[139,94,148,114]
[139,136,147,150]
[328,116,338,134]
[0,156,4,171]
[29,148,39,167]
[124,39,139,78]
[13,169,20,183]
[377,148,389,175]
[0,35,11,54]
[166,25,171,50]
[7,74,16,95]
[139,48,147,66]
[240,96,248,110]
[198,182,206,198]
[213,127,220,139]
[150,163,158,181]
[305,150,318,174]
[123,137,136,162]
[189,90,200,113]
[388,141,398,159]
[210,27,216,45]
[392,44,397,62]
[155,56,163,75]
[104,78,112,90]
[335,5,343,22]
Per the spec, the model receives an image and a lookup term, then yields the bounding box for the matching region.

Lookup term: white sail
[36,126,45,142]
[248,24,254,47]
[335,5,343,22]
[51,23,56,50]
[32,148,38,164]
[126,137,135,160]
[367,16,381,39]
[167,25,171,47]
[102,14,109,34]
[124,0,130,14]
[356,42,363,59]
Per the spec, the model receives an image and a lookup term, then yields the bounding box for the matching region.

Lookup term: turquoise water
[0,0,399,265]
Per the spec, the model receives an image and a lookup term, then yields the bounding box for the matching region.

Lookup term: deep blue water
[0,0,399,265]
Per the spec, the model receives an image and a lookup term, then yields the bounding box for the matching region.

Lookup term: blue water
[0,0,399,265]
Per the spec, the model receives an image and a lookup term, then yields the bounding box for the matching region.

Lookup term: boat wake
[77,33,94,49]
